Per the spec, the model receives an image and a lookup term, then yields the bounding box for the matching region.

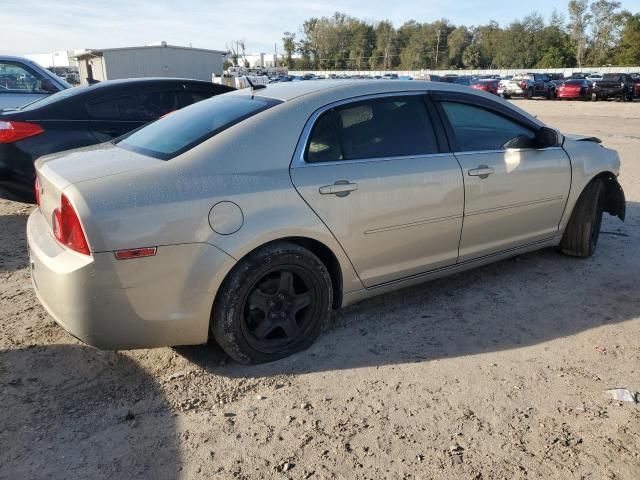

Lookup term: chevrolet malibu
[27,80,626,364]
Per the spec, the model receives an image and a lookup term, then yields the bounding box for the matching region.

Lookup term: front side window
[118,94,281,160]
[440,101,535,151]
[305,95,438,163]
[0,61,50,93]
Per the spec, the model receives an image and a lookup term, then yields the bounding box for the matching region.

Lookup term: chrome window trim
[453,146,563,156]
[291,91,435,168]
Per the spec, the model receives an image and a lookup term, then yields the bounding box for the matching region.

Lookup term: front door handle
[319,180,358,197]
[468,165,495,179]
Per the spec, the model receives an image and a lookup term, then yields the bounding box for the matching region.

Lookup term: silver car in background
[27,80,626,363]
[0,56,70,109]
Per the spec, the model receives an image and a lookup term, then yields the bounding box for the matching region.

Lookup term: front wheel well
[591,172,626,221]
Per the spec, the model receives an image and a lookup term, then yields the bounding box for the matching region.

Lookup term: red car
[557,79,593,100]
[471,79,499,95]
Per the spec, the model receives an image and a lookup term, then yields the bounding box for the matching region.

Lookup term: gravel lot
[1,100,639,480]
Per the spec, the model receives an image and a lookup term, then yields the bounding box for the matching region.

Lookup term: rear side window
[87,91,179,121]
[440,101,535,151]
[305,95,438,163]
[118,94,281,160]
[0,61,49,93]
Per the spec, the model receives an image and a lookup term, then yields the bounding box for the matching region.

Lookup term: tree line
[279,1,640,71]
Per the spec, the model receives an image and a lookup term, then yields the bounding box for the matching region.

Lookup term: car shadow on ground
[0,345,181,479]
[179,203,638,378]
[0,212,29,273]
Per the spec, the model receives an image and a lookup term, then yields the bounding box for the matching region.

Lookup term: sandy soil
[1,100,639,480]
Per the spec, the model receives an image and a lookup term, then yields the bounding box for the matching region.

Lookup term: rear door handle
[468,165,495,179]
[319,180,358,197]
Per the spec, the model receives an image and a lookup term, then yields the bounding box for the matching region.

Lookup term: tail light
[34,177,41,207]
[0,121,44,143]
[52,194,90,255]
[520,81,527,89]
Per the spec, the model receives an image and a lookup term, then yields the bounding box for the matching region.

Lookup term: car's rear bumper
[0,143,36,202]
[27,208,236,349]
[594,88,624,97]
[498,87,524,96]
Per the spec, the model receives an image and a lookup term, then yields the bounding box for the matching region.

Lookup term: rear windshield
[602,74,622,81]
[117,94,281,160]
[19,86,88,109]
[565,80,585,85]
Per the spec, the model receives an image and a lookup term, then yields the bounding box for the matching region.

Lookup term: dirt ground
[1,99,639,480]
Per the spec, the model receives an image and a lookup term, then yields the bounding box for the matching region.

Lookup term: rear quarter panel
[72,95,366,296]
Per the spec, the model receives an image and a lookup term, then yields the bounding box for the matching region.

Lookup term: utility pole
[435,29,441,68]
[274,43,278,67]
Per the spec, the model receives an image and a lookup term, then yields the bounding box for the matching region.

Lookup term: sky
[2,0,640,56]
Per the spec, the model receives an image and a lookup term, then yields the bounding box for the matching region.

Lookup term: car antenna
[245,76,266,98]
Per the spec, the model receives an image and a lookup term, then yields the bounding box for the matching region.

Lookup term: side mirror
[40,78,58,94]
[534,126,562,149]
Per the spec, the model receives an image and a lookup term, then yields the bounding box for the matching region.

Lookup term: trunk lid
[36,142,161,231]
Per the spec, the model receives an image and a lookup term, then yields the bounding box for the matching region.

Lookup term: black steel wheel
[211,242,333,364]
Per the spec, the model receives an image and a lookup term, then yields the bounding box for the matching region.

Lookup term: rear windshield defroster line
[117,95,282,160]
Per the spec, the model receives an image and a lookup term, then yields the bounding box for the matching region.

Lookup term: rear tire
[211,242,333,364]
[591,92,598,102]
[560,179,605,258]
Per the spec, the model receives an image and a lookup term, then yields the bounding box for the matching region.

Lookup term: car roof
[230,79,467,101]
[81,77,217,89]
[229,79,543,127]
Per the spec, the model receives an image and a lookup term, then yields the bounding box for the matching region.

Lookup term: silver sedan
[27,80,626,363]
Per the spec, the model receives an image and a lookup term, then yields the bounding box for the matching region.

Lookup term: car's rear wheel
[560,179,605,258]
[211,242,333,364]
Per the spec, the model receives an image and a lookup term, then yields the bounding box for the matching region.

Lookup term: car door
[0,60,55,109]
[433,93,571,262]
[290,93,465,287]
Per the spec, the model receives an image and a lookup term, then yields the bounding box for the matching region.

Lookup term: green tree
[568,0,591,67]
[447,26,472,68]
[282,32,296,67]
[370,21,398,69]
[614,13,640,64]
[587,0,624,66]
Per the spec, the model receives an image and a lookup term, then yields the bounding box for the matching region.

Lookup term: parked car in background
[26,80,625,364]
[0,78,234,202]
[440,75,474,86]
[505,73,557,99]
[592,73,635,101]
[632,75,640,97]
[557,79,593,100]
[471,78,499,95]
[0,56,70,109]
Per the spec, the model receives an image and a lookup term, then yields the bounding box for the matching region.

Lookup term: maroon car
[557,79,593,100]
[471,79,499,95]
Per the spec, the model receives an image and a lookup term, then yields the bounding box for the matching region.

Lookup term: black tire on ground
[548,89,556,100]
[211,242,333,364]
[591,92,598,101]
[560,179,605,258]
